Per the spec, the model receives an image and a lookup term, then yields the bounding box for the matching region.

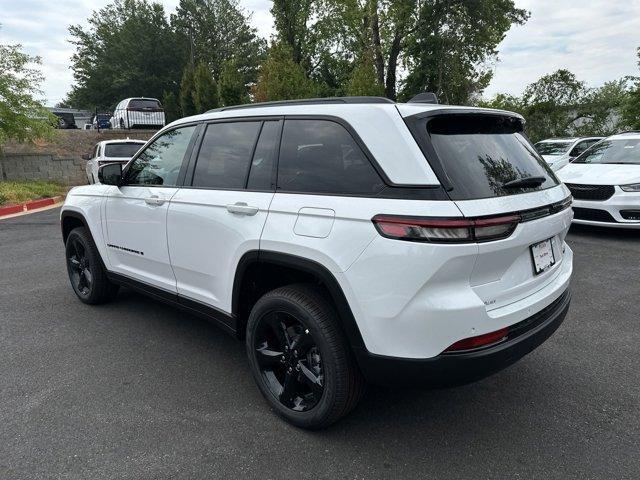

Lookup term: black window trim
[162,114,448,200]
[181,116,283,193]
[120,121,203,188]
[403,108,560,197]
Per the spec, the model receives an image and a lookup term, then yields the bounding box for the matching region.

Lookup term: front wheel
[65,227,119,304]
[246,284,364,429]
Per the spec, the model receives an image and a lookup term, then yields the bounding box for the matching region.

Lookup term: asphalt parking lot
[1,207,639,480]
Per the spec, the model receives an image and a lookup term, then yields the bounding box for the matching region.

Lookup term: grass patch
[0,181,67,206]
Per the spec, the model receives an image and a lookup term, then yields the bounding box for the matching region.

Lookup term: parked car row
[68,97,167,130]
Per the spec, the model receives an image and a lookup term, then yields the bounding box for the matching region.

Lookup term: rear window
[128,99,162,110]
[424,115,558,200]
[104,143,143,158]
[572,139,640,165]
[535,142,572,156]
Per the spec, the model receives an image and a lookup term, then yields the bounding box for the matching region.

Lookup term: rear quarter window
[277,119,384,195]
[413,114,558,200]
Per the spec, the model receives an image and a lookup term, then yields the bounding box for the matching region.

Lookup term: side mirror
[98,163,122,186]
[81,153,91,160]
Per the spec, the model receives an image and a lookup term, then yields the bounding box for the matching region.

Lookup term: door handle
[144,195,165,206]
[226,202,259,216]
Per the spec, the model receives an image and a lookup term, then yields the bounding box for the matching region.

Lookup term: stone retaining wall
[0,129,157,185]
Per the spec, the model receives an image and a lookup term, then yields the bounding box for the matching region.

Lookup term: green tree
[179,64,197,117]
[401,0,529,104]
[622,48,640,129]
[162,90,181,123]
[576,79,632,136]
[0,37,55,144]
[346,52,385,96]
[218,59,249,107]
[483,69,635,142]
[67,0,182,109]
[171,0,265,93]
[252,43,316,102]
[193,62,219,112]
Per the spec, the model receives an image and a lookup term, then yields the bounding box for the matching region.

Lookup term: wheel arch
[61,210,90,244]
[60,210,110,271]
[232,250,366,350]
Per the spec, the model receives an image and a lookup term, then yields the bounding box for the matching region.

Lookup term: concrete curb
[0,195,64,219]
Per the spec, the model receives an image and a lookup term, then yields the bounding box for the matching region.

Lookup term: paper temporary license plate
[530,238,556,274]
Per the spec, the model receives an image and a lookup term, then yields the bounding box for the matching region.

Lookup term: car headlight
[620,183,640,192]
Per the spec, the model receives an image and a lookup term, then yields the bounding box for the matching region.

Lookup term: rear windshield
[104,143,143,158]
[128,99,162,110]
[572,138,640,165]
[535,141,572,156]
[425,115,558,200]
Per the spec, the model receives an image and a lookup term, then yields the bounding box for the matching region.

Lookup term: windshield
[424,115,558,200]
[573,138,640,165]
[128,99,162,110]
[104,143,143,158]
[535,141,572,156]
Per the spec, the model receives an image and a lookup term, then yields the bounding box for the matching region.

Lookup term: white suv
[84,139,146,184]
[110,97,166,130]
[535,137,603,171]
[60,97,573,429]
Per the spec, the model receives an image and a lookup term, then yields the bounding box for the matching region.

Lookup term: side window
[277,119,384,195]
[125,126,196,186]
[93,145,100,158]
[247,121,281,190]
[570,140,592,157]
[191,121,262,189]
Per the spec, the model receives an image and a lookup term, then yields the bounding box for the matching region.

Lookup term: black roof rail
[408,92,439,104]
[207,96,395,113]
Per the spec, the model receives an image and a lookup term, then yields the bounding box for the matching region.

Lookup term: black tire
[246,284,364,429]
[65,227,119,304]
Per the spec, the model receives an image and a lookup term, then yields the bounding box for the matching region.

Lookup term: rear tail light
[444,327,509,353]
[372,214,520,243]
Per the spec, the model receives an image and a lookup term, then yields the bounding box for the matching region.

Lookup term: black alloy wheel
[254,310,324,412]
[64,227,119,304]
[67,236,93,298]
[246,284,364,429]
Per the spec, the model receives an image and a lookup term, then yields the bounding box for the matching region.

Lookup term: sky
[0,0,638,106]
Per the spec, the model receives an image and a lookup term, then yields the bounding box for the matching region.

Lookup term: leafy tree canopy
[171,0,265,92]
[0,34,55,145]
[481,69,636,141]
[67,0,183,110]
[252,43,317,102]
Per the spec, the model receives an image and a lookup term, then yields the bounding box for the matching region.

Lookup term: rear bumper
[353,288,571,387]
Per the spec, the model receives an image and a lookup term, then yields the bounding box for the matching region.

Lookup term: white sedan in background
[558,132,640,228]
[83,139,146,184]
[535,137,603,171]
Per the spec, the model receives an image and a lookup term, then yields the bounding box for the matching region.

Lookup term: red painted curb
[0,195,64,219]
[26,197,56,211]
[0,204,25,216]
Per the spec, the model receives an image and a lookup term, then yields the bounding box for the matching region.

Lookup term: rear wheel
[246,284,364,429]
[65,227,119,304]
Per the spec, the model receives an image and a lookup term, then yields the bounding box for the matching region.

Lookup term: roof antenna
[408,92,439,104]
